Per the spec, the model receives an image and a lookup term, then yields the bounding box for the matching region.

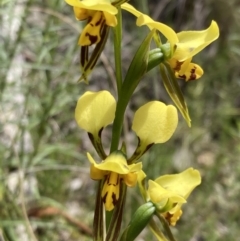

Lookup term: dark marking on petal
[164,212,173,225]
[86,33,98,45]
[80,46,88,67]
[189,66,197,80]
[178,74,187,79]
[116,175,120,185]
[174,61,184,72]
[112,192,118,206]
[102,192,108,204]
[96,14,103,26]
[106,174,110,184]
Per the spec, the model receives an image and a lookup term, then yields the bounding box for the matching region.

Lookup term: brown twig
[28,206,93,237]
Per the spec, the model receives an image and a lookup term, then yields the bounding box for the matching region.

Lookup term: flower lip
[87,151,142,174]
[65,0,118,15]
[146,168,201,219]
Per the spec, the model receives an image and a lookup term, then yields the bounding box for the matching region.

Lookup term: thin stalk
[93,180,105,241]
[113,7,123,97]
[155,212,177,241]
[110,99,125,152]
[149,218,168,241]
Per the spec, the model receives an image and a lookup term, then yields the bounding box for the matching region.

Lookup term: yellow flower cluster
[66,0,218,230]
[66,0,219,81]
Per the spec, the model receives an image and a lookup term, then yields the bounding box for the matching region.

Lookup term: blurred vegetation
[0,0,240,240]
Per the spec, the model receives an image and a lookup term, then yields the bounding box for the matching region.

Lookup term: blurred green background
[0,0,240,240]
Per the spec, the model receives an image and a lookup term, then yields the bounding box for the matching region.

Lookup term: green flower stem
[93,180,105,241]
[110,99,125,152]
[113,7,123,96]
[149,218,168,241]
[155,212,177,241]
[110,30,156,153]
[88,133,107,159]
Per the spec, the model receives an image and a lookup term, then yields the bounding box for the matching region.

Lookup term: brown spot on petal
[85,33,98,45]
[188,66,197,81]
[112,192,118,206]
[174,61,184,72]
[178,66,197,81]
[96,14,103,26]
[102,192,108,204]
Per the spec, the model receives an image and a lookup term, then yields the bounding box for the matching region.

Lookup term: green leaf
[160,62,191,127]
[120,29,155,104]
[120,202,156,241]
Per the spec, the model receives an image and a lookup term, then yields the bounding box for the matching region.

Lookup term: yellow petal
[122,172,138,187]
[168,58,204,81]
[75,91,116,136]
[177,62,204,81]
[128,162,142,172]
[102,172,120,211]
[79,11,105,46]
[103,11,117,27]
[163,208,183,226]
[168,57,192,73]
[136,15,178,50]
[148,180,186,206]
[137,170,147,183]
[87,152,130,174]
[90,164,107,180]
[121,3,178,51]
[154,168,201,199]
[121,3,143,18]
[73,7,90,20]
[173,21,219,61]
[65,0,117,15]
[132,101,178,146]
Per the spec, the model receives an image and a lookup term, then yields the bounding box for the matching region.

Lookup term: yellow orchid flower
[87,151,142,211]
[65,0,117,46]
[148,168,201,226]
[75,90,116,138]
[166,21,219,81]
[130,101,178,161]
[122,3,219,81]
